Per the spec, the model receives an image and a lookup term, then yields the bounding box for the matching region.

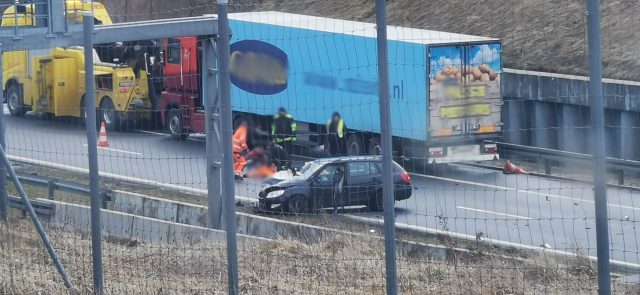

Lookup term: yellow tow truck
[1,1,158,130]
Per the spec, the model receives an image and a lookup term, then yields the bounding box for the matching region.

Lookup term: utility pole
[586,0,610,294]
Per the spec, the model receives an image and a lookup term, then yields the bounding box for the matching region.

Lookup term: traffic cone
[514,166,529,175]
[503,160,529,175]
[98,122,109,147]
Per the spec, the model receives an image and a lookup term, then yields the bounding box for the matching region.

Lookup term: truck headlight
[266,190,284,199]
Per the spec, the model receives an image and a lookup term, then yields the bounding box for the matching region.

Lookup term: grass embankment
[3,219,635,294]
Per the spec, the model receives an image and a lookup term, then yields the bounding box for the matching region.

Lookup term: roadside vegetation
[3,219,638,294]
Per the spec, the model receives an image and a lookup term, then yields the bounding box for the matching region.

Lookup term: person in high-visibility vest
[233,121,249,178]
[271,107,297,160]
[326,112,347,156]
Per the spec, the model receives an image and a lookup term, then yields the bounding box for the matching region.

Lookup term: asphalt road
[4,108,640,264]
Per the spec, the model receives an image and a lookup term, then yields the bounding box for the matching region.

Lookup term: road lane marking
[133,129,166,136]
[411,172,640,212]
[133,129,205,143]
[456,206,531,220]
[82,144,141,155]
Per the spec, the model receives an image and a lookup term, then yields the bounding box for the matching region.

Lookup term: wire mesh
[0,0,639,294]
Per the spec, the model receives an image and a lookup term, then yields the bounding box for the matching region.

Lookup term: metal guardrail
[491,141,640,185]
[7,172,110,216]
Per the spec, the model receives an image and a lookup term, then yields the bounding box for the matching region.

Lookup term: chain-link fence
[1,0,639,294]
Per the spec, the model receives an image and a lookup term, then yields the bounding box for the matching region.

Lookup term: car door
[309,163,342,209]
[346,161,379,205]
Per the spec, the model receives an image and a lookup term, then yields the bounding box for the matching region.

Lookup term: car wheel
[286,195,308,214]
[167,109,188,140]
[346,134,364,156]
[99,97,120,131]
[6,84,26,116]
[369,137,382,155]
[368,190,394,212]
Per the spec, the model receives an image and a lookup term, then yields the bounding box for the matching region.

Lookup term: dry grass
[2,218,638,295]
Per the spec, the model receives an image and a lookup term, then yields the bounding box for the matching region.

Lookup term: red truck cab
[160,36,205,139]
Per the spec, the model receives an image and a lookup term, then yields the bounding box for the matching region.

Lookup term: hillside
[234,0,639,81]
[87,0,640,81]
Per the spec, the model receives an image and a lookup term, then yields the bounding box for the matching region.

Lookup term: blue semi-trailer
[164,11,503,163]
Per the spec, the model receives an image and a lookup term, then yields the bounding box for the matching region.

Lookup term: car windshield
[298,161,324,179]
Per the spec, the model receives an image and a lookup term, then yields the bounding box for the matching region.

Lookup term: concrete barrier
[43,199,268,246]
[109,190,331,242]
[344,214,640,274]
[105,190,519,263]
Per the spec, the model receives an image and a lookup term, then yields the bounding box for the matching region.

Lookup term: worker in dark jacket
[271,107,297,160]
[326,112,347,156]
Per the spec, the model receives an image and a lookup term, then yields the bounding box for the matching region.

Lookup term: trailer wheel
[6,84,26,116]
[369,137,382,155]
[167,109,188,140]
[346,134,365,156]
[99,98,120,131]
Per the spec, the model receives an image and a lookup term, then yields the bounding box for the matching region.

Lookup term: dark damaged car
[258,156,413,213]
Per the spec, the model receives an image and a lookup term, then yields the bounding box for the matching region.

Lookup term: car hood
[263,170,294,186]
[274,176,307,188]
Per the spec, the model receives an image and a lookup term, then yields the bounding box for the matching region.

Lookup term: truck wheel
[6,84,26,116]
[167,109,188,140]
[99,98,120,131]
[369,137,382,155]
[346,134,364,156]
[79,97,93,128]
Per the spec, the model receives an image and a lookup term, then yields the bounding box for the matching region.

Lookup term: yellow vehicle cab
[2,1,154,130]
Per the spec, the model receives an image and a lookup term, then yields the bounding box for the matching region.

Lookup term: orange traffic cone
[98,122,109,147]
[503,160,529,175]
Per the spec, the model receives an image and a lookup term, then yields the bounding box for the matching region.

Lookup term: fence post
[83,12,104,294]
[586,0,611,294]
[0,44,7,222]
[374,0,398,294]
[204,35,223,230]
[216,1,240,294]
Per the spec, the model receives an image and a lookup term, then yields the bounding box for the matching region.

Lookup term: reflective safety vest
[232,125,248,153]
[327,119,345,138]
[272,113,297,142]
